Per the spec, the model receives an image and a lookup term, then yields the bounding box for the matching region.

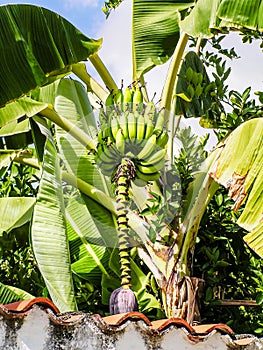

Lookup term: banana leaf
[31,117,77,312]
[0,150,18,168]
[217,0,263,30]
[180,0,263,38]
[209,118,263,258]
[0,97,48,128]
[132,0,194,78]
[0,282,34,305]
[54,79,100,178]
[0,197,35,236]
[0,119,30,137]
[0,4,101,107]
[66,194,117,283]
[180,0,221,38]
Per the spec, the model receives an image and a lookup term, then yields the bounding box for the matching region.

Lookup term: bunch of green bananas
[96,85,168,181]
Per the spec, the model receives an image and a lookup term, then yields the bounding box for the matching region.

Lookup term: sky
[2,0,263,147]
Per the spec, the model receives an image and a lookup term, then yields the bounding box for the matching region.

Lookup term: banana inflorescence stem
[114,157,136,288]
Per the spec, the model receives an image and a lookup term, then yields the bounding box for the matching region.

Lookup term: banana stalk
[114,157,136,288]
[109,157,138,315]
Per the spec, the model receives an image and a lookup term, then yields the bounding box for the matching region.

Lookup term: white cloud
[91,3,263,151]
[64,0,99,9]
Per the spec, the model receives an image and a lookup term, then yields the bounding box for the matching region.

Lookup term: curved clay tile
[102,311,152,327]
[1,297,60,314]
[192,323,235,337]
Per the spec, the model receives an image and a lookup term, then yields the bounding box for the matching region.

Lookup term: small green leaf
[176,93,192,102]
[256,292,263,305]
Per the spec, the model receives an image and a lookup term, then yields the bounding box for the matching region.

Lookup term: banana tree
[0,1,262,323]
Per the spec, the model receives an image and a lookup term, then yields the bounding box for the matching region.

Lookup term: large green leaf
[0,96,48,128]
[0,119,30,137]
[0,197,35,235]
[180,0,220,38]
[0,150,18,169]
[0,4,101,107]
[132,0,193,78]
[209,118,263,257]
[217,0,263,30]
[180,0,263,38]
[0,282,34,305]
[31,117,77,312]
[54,79,100,177]
[66,195,117,283]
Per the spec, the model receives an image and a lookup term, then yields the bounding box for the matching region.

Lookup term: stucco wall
[0,306,262,350]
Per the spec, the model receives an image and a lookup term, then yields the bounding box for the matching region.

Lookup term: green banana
[133,86,143,112]
[105,92,115,113]
[97,144,118,164]
[118,112,129,139]
[127,112,137,140]
[137,160,164,174]
[136,113,146,140]
[115,88,124,112]
[137,134,157,161]
[141,148,166,167]
[99,162,117,176]
[115,128,125,155]
[144,101,155,117]
[154,109,166,131]
[156,130,169,148]
[123,86,133,111]
[144,115,155,139]
[136,168,160,182]
[97,129,104,144]
[110,113,120,141]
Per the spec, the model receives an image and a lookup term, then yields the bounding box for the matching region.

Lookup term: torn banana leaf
[209,118,263,257]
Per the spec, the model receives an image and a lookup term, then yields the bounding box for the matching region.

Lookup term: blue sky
[3,0,263,149]
[2,1,263,95]
[2,0,107,37]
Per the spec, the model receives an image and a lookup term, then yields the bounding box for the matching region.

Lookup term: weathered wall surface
[0,300,262,350]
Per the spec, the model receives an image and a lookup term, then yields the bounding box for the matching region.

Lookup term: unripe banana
[118,112,129,139]
[137,160,164,174]
[137,134,157,161]
[123,87,133,111]
[105,92,115,113]
[99,161,117,176]
[127,112,137,140]
[133,86,143,112]
[115,128,125,155]
[154,109,166,131]
[136,113,146,140]
[141,148,166,167]
[98,108,108,125]
[115,89,124,112]
[144,101,155,117]
[144,115,155,139]
[97,144,118,164]
[102,124,112,140]
[156,130,169,148]
[136,168,160,182]
[110,112,120,141]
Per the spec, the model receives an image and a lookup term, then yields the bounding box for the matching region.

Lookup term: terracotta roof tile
[150,317,194,333]
[192,323,235,336]
[1,297,60,314]
[0,297,260,348]
[102,312,152,327]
